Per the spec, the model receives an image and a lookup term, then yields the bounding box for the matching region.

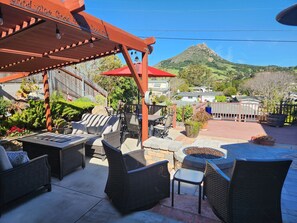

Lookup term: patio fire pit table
[174,146,235,174]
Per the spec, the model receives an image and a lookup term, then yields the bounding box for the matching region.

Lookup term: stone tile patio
[1,121,297,223]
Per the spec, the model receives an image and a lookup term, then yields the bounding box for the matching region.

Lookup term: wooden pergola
[0,0,155,142]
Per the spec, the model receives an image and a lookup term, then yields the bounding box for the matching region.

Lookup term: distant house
[175,91,223,103]
[148,80,170,97]
[233,96,261,104]
[190,86,213,92]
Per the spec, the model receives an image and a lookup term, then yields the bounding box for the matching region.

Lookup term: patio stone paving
[1,121,297,222]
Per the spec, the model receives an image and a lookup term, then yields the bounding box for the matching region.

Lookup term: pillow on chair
[71,121,87,134]
[7,151,30,167]
[0,145,13,171]
[87,126,106,136]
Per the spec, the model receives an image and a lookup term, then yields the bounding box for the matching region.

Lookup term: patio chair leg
[171,178,175,207]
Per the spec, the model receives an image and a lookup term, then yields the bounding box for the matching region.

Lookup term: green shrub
[215,95,227,102]
[8,100,46,130]
[176,105,193,122]
[184,120,202,136]
[51,100,95,122]
[0,124,8,136]
[0,97,11,117]
[192,109,212,123]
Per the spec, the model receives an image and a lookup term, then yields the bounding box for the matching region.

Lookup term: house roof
[177,91,223,97]
[0,0,155,82]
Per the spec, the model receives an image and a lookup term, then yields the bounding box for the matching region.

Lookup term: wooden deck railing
[210,102,262,122]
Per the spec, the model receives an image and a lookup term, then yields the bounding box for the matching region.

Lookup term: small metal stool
[171,168,204,214]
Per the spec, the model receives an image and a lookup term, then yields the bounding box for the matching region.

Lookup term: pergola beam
[0,0,149,52]
[0,72,30,83]
[1,17,43,39]
[121,45,144,95]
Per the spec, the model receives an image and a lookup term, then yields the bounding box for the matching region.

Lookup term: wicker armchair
[102,140,170,213]
[0,155,51,216]
[204,159,292,223]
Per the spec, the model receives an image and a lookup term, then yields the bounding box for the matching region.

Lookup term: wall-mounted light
[89,38,94,48]
[56,24,61,40]
[134,56,139,63]
[0,7,4,26]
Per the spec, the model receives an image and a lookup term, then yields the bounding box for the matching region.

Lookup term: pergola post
[42,71,52,132]
[141,52,149,142]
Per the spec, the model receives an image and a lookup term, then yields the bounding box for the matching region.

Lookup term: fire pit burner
[183,147,225,160]
[174,146,234,173]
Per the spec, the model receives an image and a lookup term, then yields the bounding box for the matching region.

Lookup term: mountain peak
[155,43,289,78]
[156,43,225,68]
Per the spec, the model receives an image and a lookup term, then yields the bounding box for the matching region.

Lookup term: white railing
[210,102,262,122]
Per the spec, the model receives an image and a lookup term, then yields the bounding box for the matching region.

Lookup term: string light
[89,38,94,48]
[56,24,61,40]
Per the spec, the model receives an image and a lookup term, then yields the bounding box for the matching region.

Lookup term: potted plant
[251,134,275,146]
[53,118,68,134]
[184,119,202,138]
[192,108,212,130]
[266,113,287,127]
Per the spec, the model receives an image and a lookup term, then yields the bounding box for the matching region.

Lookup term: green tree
[108,77,138,109]
[179,64,214,87]
[223,86,237,96]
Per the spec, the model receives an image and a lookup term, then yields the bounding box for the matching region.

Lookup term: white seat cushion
[0,145,13,171]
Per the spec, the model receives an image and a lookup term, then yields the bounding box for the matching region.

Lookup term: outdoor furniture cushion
[71,120,87,134]
[7,151,30,167]
[71,113,121,160]
[86,126,102,135]
[0,146,13,171]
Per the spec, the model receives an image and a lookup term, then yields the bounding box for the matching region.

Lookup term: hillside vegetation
[155,43,294,80]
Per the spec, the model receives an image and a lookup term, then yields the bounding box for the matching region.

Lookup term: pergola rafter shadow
[0,0,155,142]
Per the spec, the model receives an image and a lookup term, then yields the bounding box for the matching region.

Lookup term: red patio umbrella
[101,63,176,78]
[101,62,175,104]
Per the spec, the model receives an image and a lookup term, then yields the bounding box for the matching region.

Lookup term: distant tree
[223,86,237,96]
[213,81,227,91]
[179,64,214,87]
[179,83,190,92]
[169,78,189,94]
[215,95,227,102]
[243,71,296,112]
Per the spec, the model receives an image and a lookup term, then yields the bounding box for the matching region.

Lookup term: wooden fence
[273,103,297,124]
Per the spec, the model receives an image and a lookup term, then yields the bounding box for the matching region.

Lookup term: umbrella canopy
[101,63,176,78]
[276,4,297,26]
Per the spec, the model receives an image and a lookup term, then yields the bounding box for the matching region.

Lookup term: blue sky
[85,0,297,67]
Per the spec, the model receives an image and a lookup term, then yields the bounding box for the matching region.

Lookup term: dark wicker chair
[204,159,292,223]
[102,140,170,213]
[124,112,141,145]
[0,155,51,216]
[153,112,173,138]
